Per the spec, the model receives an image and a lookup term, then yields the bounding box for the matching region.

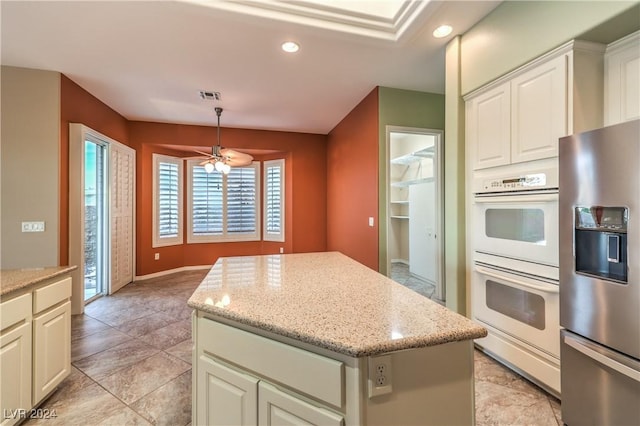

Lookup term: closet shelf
[390,146,435,165]
[391,177,434,188]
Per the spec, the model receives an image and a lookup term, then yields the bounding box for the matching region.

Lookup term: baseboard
[135,265,211,281]
[391,259,409,265]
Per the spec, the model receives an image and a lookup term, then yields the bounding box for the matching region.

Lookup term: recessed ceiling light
[433,25,453,38]
[281,41,300,53]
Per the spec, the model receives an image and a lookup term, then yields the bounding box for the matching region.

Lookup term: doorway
[386,126,444,301]
[69,124,136,314]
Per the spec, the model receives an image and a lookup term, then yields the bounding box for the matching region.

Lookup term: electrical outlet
[368,354,392,397]
[279,247,284,254]
[154,253,160,260]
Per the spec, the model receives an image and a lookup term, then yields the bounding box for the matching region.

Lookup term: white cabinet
[511,54,567,163]
[258,382,343,426]
[197,356,258,426]
[467,40,604,170]
[0,275,72,425]
[605,31,640,125]
[195,320,344,426]
[467,82,511,169]
[193,314,476,425]
[0,294,32,426]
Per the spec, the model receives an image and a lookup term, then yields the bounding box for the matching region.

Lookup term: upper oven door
[474,192,559,267]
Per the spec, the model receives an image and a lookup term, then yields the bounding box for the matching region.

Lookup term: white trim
[134,265,211,281]
[152,153,184,248]
[263,158,285,243]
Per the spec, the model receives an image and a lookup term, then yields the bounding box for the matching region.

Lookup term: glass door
[84,139,108,302]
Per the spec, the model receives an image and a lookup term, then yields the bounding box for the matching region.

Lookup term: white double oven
[471,158,561,395]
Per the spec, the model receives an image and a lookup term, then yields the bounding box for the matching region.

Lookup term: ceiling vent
[199,90,221,101]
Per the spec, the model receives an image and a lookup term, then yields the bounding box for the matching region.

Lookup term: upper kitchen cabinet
[605,31,640,126]
[466,40,605,170]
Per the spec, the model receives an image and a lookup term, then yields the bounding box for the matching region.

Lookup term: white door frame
[68,123,136,314]
[385,125,444,301]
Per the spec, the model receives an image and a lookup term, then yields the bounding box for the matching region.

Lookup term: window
[152,154,183,247]
[187,160,260,243]
[263,159,285,242]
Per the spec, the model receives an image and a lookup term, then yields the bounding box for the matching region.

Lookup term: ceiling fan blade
[221,148,253,160]
[199,160,210,166]
[226,157,254,167]
[193,149,214,157]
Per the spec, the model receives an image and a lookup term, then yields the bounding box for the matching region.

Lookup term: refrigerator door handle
[564,334,640,383]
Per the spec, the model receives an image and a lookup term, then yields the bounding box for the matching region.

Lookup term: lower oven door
[473,263,560,358]
[474,192,558,267]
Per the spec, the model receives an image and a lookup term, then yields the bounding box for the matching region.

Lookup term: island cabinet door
[258,382,343,426]
[197,355,258,426]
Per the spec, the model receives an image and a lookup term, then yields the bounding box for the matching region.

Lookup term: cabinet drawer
[1,293,32,332]
[33,277,71,314]
[198,319,344,408]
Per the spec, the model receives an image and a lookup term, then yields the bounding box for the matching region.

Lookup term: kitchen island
[188,252,486,425]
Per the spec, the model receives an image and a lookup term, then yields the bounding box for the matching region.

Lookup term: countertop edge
[189,299,488,358]
[0,266,78,297]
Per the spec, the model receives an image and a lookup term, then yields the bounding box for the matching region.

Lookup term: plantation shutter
[226,166,257,234]
[158,162,179,237]
[192,165,223,235]
[263,159,284,242]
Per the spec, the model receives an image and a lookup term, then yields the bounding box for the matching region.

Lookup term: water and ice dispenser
[574,206,628,283]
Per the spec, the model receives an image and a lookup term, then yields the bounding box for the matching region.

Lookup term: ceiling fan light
[204,162,215,173]
[214,161,224,172]
[222,163,231,174]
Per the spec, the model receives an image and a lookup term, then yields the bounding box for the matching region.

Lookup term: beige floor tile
[25,380,126,426]
[71,315,110,341]
[115,311,178,337]
[98,352,190,405]
[475,380,555,426]
[138,322,191,350]
[71,328,133,362]
[130,370,192,426]
[165,339,193,364]
[73,339,160,381]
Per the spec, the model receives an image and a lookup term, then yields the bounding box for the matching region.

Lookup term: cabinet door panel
[197,355,258,426]
[606,41,640,125]
[33,301,71,404]
[0,322,32,426]
[258,382,343,426]
[511,55,567,163]
[468,82,511,170]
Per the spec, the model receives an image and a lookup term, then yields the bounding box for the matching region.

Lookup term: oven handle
[474,193,558,204]
[564,333,640,383]
[475,265,559,294]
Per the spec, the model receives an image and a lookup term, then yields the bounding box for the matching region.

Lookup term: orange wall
[129,122,327,275]
[326,88,379,270]
[59,76,130,265]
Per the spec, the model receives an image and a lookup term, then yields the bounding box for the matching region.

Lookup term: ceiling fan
[192,107,253,174]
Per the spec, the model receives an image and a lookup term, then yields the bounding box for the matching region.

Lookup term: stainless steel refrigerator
[559,119,640,425]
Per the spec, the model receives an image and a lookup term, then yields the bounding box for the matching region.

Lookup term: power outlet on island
[368,354,392,397]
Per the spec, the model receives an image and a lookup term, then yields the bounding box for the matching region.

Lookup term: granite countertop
[188,252,487,357]
[0,266,77,297]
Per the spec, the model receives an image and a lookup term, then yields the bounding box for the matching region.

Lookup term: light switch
[22,221,45,232]
[368,217,374,227]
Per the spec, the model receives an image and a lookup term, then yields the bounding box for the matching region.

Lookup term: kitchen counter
[188,251,486,356]
[0,266,77,297]
[190,252,486,425]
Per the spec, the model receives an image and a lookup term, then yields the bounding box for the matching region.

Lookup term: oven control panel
[482,173,547,191]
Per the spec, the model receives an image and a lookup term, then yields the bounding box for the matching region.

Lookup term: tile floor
[390,262,439,301]
[27,268,562,426]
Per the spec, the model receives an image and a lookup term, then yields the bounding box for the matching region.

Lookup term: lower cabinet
[258,382,343,426]
[0,321,32,426]
[33,301,71,403]
[197,355,343,426]
[0,276,72,426]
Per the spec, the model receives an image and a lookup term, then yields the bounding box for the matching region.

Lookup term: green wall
[377,87,445,276]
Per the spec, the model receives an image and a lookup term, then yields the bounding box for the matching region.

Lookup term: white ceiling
[1,0,500,134]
